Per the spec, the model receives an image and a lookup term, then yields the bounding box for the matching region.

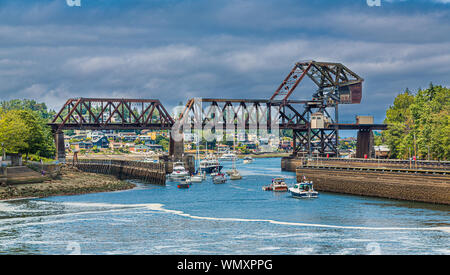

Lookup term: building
[92,136,110,149]
[109,142,124,150]
[73,141,93,150]
[374,145,390,158]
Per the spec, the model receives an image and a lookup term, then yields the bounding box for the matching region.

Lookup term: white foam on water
[139,203,450,233]
[3,201,448,234]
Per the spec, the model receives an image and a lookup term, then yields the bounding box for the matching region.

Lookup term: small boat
[243,156,253,164]
[212,173,227,184]
[190,173,203,183]
[218,152,237,161]
[167,162,189,181]
[289,178,318,198]
[262,178,289,192]
[177,177,191,189]
[177,182,190,189]
[229,170,242,180]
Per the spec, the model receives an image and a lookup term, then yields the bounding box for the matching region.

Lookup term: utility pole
[409,147,411,169]
[413,133,417,169]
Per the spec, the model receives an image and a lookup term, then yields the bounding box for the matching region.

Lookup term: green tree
[382,85,449,160]
[0,109,56,159]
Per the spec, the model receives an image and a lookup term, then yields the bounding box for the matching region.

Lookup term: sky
[0,0,449,128]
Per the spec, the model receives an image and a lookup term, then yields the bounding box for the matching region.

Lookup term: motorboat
[243,156,253,164]
[190,174,203,183]
[289,178,318,198]
[218,152,237,161]
[175,176,191,189]
[167,162,189,181]
[200,157,223,174]
[229,169,242,180]
[212,173,227,184]
[262,178,289,192]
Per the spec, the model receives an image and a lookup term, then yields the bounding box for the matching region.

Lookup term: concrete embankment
[283,157,450,205]
[75,159,166,185]
[0,165,135,201]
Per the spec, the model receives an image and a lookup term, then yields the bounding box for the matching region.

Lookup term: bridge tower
[270,61,364,157]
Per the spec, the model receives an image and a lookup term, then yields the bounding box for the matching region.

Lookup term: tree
[382,85,449,160]
[0,109,56,159]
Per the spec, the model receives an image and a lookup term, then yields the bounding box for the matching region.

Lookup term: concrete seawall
[282,156,450,205]
[295,166,450,205]
[75,159,166,185]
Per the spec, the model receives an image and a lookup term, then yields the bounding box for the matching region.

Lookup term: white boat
[190,174,203,183]
[212,173,227,184]
[288,178,319,198]
[262,178,288,192]
[218,152,237,161]
[229,170,242,180]
[167,162,189,181]
[200,157,223,174]
[228,136,242,180]
[243,156,253,164]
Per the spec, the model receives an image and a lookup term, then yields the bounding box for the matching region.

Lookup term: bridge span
[49,60,387,162]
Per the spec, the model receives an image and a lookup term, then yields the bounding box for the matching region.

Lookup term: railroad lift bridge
[49,61,386,162]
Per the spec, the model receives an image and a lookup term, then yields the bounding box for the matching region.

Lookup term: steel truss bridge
[49,61,387,161]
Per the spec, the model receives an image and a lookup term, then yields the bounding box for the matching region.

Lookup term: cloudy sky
[0,0,449,126]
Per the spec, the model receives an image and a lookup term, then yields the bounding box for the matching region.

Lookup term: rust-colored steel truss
[49,98,174,132]
[48,61,385,159]
[177,98,312,131]
[270,61,364,103]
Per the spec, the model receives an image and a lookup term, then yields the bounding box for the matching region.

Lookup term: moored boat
[177,177,191,189]
[167,162,189,182]
[212,173,227,184]
[218,152,237,161]
[200,157,223,174]
[229,170,242,180]
[243,156,253,164]
[190,174,203,183]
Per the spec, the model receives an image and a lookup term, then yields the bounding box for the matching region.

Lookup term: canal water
[0,158,449,255]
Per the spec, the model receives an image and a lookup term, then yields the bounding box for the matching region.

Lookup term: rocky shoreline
[0,165,136,201]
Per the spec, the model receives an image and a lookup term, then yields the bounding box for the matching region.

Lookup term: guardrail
[297,165,449,175]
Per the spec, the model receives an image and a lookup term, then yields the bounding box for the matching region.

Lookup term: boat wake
[1,201,448,234]
[59,202,450,233]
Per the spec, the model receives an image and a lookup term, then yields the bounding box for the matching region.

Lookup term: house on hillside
[92,136,110,149]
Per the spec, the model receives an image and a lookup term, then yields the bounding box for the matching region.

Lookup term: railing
[297,157,450,167]
[297,165,449,175]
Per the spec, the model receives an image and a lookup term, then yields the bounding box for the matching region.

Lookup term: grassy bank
[0,165,136,201]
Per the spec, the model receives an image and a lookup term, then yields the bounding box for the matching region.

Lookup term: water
[0,158,449,255]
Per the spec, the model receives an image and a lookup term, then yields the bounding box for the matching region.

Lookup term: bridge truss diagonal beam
[49,98,175,132]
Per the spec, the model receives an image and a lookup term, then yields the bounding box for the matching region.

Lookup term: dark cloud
[0,0,449,127]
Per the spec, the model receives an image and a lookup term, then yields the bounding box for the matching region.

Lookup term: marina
[0,157,448,255]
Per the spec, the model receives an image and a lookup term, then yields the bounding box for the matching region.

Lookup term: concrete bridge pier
[356,129,374,158]
[54,131,66,162]
[169,132,184,162]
